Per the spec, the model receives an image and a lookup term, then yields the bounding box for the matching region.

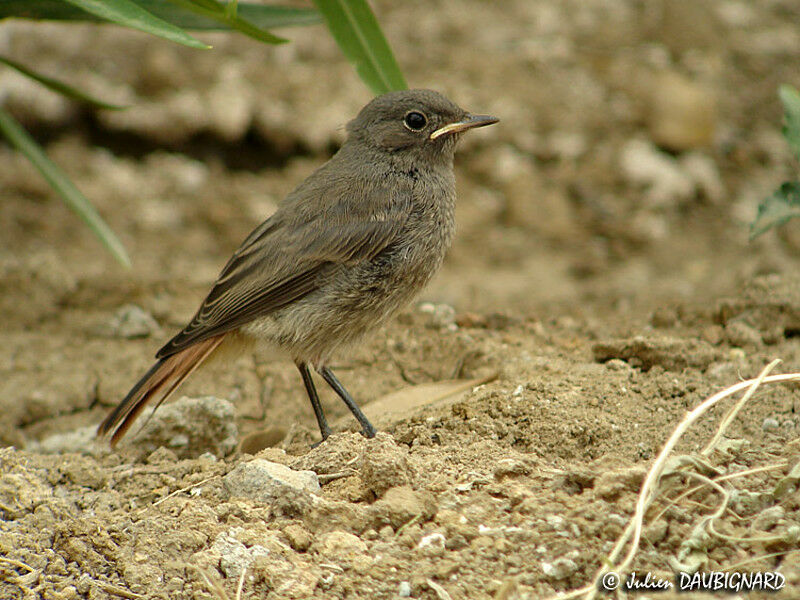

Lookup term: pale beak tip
[429,114,500,140]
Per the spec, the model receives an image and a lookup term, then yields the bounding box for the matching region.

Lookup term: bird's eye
[403,111,427,131]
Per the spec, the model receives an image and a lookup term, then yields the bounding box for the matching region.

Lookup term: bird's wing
[156,185,411,358]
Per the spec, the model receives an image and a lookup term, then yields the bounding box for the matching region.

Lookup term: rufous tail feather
[97,334,225,446]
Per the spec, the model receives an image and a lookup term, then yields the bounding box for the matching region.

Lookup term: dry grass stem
[545,361,800,600]
[427,578,454,600]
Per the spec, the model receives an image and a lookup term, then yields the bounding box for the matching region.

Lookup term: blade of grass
[165,0,287,44]
[0,55,125,109]
[0,1,321,30]
[312,0,407,94]
[778,84,800,161]
[0,106,131,267]
[750,181,800,240]
[61,0,209,48]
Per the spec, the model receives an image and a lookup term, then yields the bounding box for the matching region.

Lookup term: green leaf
[0,55,125,110]
[0,105,131,267]
[312,0,407,94]
[750,181,800,240]
[779,84,800,161]
[61,0,210,48]
[0,1,321,30]
[165,0,287,44]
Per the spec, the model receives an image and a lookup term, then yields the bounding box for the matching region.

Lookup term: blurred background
[2,2,800,598]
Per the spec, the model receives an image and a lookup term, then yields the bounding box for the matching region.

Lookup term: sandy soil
[2,1,800,598]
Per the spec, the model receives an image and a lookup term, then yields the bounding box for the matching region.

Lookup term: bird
[97,89,498,446]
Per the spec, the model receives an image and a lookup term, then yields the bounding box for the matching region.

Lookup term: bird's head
[345,89,498,165]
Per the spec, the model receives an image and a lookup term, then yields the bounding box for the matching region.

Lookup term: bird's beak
[429,114,499,140]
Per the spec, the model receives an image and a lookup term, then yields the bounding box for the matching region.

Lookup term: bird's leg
[297,362,332,441]
[317,366,377,438]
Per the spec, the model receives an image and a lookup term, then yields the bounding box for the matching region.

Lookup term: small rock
[762,418,780,432]
[371,486,436,529]
[603,359,632,372]
[752,506,784,532]
[730,489,767,517]
[224,459,320,502]
[542,557,578,580]
[701,325,725,346]
[725,321,763,347]
[455,312,488,328]
[305,495,369,534]
[418,302,457,331]
[644,519,669,544]
[418,532,446,548]
[360,433,412,497]
[210,528,269,580]
[595,466,647,501]
[650,306,678,328]
[146,446,178,465]
[681,152,724,203]
[593,336,718,371]
[729,348,746,362]
[313,530,368,563]
[283,523,313,552]
[556,470,595,495]
[101,304,160,339]
[619,139,694,208]
[35,425,99,456]
[135,396,238,458]
[647,72,716,151]
[493,458,530,479]
[398,581,412,597]
[417,532,446,556]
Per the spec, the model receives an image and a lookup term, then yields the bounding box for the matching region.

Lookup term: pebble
[224,459,320,502]
[101,304,160,339]
[398,581,412,597]
[314,530,368,563]
[681,152,724,203]
[417,532,446,555]
[650,306,678,328]
[136,395,238,458]
[647,71,716,151]
[371,486,436,529]
[603,358,632,372]
[34,425,98,456]
[283,523,313,552]
[619,139,694,208]
[701,325,725,346]
[418,302,458,331]
[725,321,763,347]
[752,506,784,532]
[595,466,647,501]
[762,418,780,432]
[211,528,270,580]
[360,433,412,497]
[541,557,578,580]
[493,458,530,479]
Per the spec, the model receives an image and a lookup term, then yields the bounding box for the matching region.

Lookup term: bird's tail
[97,334,226,446]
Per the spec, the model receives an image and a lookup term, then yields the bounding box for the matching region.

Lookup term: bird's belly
[242,232,451,364]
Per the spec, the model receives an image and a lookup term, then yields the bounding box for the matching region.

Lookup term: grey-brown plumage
[98,89,498,446]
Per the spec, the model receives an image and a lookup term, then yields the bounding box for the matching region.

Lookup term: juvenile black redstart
[98,89,498,445]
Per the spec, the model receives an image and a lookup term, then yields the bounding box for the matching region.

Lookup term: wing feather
[156,184,411,359]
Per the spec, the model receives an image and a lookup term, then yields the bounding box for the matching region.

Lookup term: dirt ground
[2,1,800,598]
